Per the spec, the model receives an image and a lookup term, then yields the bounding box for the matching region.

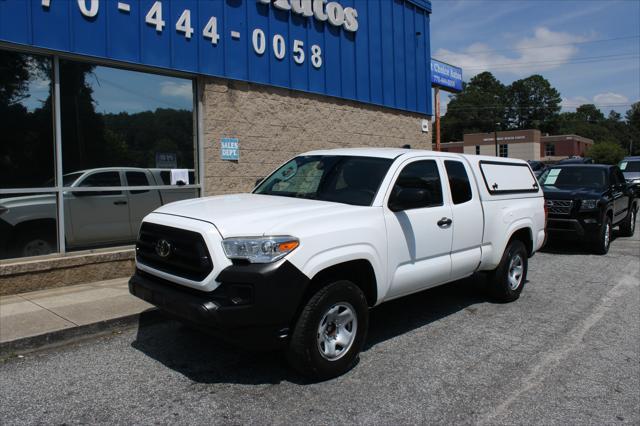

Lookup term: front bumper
[129,259,310,349]
[546,216,601,240]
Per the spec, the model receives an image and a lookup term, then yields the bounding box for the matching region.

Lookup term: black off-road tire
[286,280,369,381]
[593,216,612,255]
[619,206,637,237]
[486,240,528,303]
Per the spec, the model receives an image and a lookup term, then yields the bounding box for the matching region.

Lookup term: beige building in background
[437,129,594,162]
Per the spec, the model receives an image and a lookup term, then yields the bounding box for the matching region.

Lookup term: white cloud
[561,96,590,108]
[593,92,629,105]
[160,81,192,100]
[561,92,630,111]
[434,27,588,78]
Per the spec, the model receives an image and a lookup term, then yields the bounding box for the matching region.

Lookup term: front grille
[136,222,213,281]
[546,199,573,215]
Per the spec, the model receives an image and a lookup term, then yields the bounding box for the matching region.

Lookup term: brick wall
[201,77,432,195]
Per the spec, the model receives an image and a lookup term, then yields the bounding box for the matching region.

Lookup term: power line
[461,53,639,70]
[443,35,640,56]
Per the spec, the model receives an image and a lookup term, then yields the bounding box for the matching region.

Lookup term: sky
[430,0,640,117]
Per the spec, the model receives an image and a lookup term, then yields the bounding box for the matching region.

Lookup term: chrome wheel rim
[507,254,524,291]
[317,303,357,361]
[604,222,611,249]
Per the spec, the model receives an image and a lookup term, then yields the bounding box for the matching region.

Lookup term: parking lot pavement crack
[478,264,640,425]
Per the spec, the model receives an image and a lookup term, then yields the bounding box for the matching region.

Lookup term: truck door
[611,168,629,223]
[384,158,453,299]
[64,170,130,247]
[443,159,483,280]
[125,170,163,239]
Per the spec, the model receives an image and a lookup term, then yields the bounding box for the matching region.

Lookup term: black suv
[540,164,637,254]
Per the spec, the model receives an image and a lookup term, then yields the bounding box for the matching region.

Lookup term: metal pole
[53,56,65,255]
[434,87,441,151]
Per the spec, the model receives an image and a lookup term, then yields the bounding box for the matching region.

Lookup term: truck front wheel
[286,280,369,380]
[486,240,528,303]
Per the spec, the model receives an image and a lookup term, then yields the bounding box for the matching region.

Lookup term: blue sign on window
[0,0,434,115]
[221,138,239,161]
[431,59,463,92]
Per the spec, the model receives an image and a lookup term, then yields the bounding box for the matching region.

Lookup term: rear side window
[479,161,539,194]
[393,160,443,207]
[126,171,150,194]
[445,161,472,204]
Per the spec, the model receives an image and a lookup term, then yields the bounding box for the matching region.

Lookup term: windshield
[254,155,393,206]
[540,167,607,189]
[619,160,640,173]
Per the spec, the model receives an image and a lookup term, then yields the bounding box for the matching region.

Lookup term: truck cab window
[391,160,443,208]
[444,160,472,204]
[78,171,122,195]
[126,172,150,194]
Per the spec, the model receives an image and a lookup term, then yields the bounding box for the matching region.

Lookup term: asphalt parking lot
[1,231,638,425]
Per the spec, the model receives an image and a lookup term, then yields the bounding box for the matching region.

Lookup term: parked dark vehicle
[619,156,640,196]
[540,164,637,254]
[556,156,594,165]
[527,160,548,179]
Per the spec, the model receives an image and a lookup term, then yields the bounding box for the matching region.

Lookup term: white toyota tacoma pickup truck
[129,148,546,379]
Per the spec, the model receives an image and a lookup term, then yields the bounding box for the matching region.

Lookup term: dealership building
[438,129,594,162]
[0,0,435,293]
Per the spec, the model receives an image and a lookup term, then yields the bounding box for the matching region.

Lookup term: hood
[0,194,56,209]
[153,193,360,237]
[542,186,606,200]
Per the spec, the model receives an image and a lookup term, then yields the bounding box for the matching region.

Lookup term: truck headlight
[0,205,7,216]
[580,199,599,210]
[222,236,299,263]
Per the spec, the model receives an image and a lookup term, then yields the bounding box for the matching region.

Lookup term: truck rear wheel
[593,216,612,255]
[619,206,637,237]
[286,280,369,380]
[486,240,528,303]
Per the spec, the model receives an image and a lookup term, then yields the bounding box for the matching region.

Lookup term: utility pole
[434,87,441,151]
[494,124,499,157]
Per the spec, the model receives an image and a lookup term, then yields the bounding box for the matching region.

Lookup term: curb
[0,308,165,359]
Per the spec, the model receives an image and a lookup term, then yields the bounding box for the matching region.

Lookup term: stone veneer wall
[0,250,134,296]
[201,77,432,195]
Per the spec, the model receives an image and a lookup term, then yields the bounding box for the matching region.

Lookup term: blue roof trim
[406,0,432,13]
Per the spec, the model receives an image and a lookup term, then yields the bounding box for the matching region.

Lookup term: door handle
[113,201,127,206]
[437,217,452,228]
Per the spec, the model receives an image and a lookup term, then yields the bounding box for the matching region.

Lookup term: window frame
[545,143,555,157]
[0,43,203,258]
[499,144,509,158]
[444,160,473,205]
[387,159,445,211]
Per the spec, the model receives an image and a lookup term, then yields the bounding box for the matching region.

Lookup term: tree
[505,75,561,132]
[587,142,626,164]
[441,71,506,141]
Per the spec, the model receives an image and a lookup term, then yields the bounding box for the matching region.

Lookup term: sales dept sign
[221,138,240,161]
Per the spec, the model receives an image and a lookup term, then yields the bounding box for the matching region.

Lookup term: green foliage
[587,142,626,164]
[441,72,638,157]
[441,72,506,141]
[506,74,561,132]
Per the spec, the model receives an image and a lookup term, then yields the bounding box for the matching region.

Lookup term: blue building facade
[0,0,433,115]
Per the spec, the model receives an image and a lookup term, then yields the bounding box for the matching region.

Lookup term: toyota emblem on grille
[155,239,172,258]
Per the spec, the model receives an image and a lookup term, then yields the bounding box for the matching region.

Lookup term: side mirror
[388,187,429,212]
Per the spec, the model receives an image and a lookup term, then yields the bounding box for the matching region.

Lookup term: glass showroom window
[0,50,59,259]
[59,60,198,251]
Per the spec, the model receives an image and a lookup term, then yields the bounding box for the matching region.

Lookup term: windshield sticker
[548,169,561,177]
[620,161,628,170]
